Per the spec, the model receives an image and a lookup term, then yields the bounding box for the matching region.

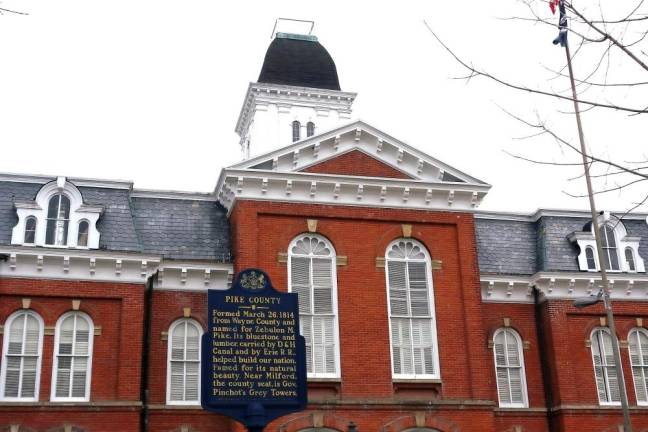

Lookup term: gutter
[140,271,156,432]
[533,286,556,432]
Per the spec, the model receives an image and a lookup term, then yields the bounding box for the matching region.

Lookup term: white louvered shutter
[289,235,339,377]
[630,329,648,404]
[54,313,93,400]
[2,312,42,400]
[493,329,527,407]
[168,319,201,404]
[386,240,437,378]
[591,329,620,403]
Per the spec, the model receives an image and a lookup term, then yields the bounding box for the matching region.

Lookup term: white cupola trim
[11,176,103,249]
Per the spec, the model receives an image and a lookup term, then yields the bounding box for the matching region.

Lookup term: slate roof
[0,179,231,261]
[258,33,341,91]
[131,197,230,261]
[476,214,648,275]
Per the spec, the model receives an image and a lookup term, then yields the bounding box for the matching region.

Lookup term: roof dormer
[11,176,103,249]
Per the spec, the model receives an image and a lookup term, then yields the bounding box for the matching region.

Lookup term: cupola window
[77,221,89,247]
[600,225,620,271]
[292,121,301,142]
[307,122,315,137]
[24,217,36,245]
[626,248,636,272]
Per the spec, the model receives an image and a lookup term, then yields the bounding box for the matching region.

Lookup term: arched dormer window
[0,310,44,401]
[569,215,645,273]
[585,247,596,271]
[288,234,340,377]
[591,327,620,405]
[292,121,301,142]
[626,248,637,272]
[23,217,36,245]
[385,239,439,379]
[77,221,89,247]
[51,311,94,401]
[628,328,648,405]
[307,122,315,137]
[11,177,103,249]
[46,194,71,246]
[493,328,528,407]
[167,318,202,404]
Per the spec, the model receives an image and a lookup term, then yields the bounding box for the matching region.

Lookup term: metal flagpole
[556,1,633,429]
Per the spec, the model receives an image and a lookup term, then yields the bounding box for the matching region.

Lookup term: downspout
[140,270,156,432]
[533,286,555,432]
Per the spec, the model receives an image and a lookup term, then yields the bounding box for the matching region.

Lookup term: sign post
[202,269,307,432]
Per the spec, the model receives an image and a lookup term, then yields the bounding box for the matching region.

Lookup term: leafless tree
[423,0,648,213]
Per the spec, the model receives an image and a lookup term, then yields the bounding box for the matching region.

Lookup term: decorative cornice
[216,168,489,215]
[0,172,134,190]
[481,272,648,303]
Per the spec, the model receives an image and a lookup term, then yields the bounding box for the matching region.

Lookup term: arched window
[167,318,202,404]
[51,312,94,401]
[493,328,528,407]
[24,217,36,244]
[288,234,339,377]
[307,122,315,137]
[77,221,89,247]
[385,239,439,378]
[626,248,636,272]
[600,224,620,271]
[591,328,620,405]
[629,328,648,405]
[292,121,301,142]
[45,194,70,246]
[585,247,596,270]
[0,310,44,401]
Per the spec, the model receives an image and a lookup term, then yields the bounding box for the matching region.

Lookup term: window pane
[78,221,89,247]
[586,247,596,270]
[292,121,301,142]
[626,248,636,271]
[307,122,315,137]
[24,218,36,243]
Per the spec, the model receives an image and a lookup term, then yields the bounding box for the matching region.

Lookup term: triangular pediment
[230,120,487,185]
[217,120,490,215]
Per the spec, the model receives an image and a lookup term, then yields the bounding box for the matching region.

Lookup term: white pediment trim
[230,120,489,185]
[481,272,648,303]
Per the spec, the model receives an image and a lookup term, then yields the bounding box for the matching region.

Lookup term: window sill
[392,378,442,384]
[393,379,442,400]
[0,401,141,407]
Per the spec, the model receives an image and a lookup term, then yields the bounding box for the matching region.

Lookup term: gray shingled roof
[0,181,42,245]
[131,197,230,261]
[476,215,648,275]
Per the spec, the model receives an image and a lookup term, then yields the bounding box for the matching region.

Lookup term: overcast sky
[1,0,646,214]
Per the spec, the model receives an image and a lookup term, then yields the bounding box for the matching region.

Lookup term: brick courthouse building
[2,30,648,432]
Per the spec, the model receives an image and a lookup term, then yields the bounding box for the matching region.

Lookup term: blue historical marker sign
[201,269,307,431]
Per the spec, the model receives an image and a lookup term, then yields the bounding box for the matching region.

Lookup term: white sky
[1,0,646,214]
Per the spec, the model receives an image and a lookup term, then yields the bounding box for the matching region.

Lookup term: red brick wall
[300,150,413,179]
[0,278,144,430]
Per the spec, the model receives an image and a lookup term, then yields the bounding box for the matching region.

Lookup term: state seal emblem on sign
[239,270,266,290]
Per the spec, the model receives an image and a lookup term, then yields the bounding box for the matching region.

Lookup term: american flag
[551,0,568,46]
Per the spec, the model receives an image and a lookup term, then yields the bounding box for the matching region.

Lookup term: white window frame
[492,328,529,408]
[166,318,203,405]
[590,327,621,406]
[50,311,94,402]
[385,238,440,380]
[628,328,648,406]
[288,234,341,379]
[23,216,37,245]
[0,310,44,402]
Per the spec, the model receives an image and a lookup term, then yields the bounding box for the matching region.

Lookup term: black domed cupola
[258,33,341,91]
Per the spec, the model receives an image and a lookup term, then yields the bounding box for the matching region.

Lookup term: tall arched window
[585,247,596,270]
[629,328,648,405]
[46,194,70,246]
[51,312,94,401]
[167,318,202,404]
[77,220,89,247]
[626,248,637,272]
[385,239,439,378]
[493,328,528,407]
[292,121,301,142]
[288,234,339,377]
[24,217,36,244]
[600,224,620,271]
[591,328,620,405]
[0,310,44,401]
[307,122,315,137]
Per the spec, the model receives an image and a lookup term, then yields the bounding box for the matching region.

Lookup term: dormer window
[569,215,645,273]
[307,121,315,137]
[77,221,89,247]
[292,121,301,142]
[46,194,71,246]
[24,217,36,244]
[11,177,103,249]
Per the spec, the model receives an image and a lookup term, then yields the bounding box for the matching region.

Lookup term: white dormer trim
[11,177,103,249]
[568,215,645,273]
